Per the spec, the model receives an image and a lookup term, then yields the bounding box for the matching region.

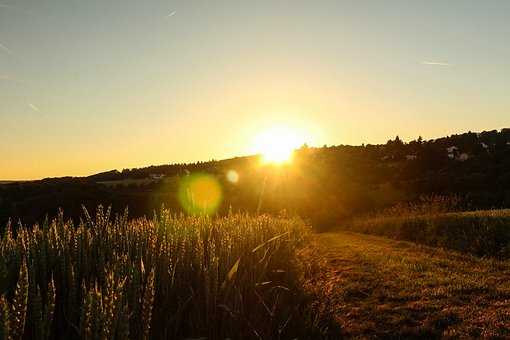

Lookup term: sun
[253,126,303,164]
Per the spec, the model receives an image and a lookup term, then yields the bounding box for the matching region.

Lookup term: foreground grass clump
[0,207,318,339]
[346,209,510,257]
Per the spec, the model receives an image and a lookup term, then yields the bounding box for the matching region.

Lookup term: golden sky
[1,1,509,179]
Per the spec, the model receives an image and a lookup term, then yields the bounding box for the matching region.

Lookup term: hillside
[1,128,510,227]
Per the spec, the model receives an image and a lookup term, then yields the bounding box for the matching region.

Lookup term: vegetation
[2,128,510,229]
[345,208,510,258]
[0,206,329,339]
[305,231,510,338]
[1,128,510,337]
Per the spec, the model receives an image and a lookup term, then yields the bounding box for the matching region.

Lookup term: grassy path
[304,232,510,338]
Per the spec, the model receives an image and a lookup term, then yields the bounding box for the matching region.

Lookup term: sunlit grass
[346,209,510,257]
[0,206,329,339]
[306,231,510,338]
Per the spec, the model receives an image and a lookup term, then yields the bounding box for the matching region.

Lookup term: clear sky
[1,0,509,179]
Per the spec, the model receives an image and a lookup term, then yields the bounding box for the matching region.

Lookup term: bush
[346,209,510,257]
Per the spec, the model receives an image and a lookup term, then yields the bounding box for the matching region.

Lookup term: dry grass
[303,231,510,338]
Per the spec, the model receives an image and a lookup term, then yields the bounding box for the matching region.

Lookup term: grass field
[2,205,510,339]
[0,207,333,339]
[345,209,510,257]
[303,231,510,338]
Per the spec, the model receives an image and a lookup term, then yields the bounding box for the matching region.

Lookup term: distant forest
[2,128,510,229]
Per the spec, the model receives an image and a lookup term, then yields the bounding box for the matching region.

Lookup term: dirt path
[304,231,510,338]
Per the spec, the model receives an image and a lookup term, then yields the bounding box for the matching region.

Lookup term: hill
[1,128,510,227]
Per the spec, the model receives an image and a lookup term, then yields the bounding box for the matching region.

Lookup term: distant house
[446,146,459,159]
[406,154,417,160]
[481,142,489,149]
[446,146,459,153]
[446,145,469,161]
[149,174,165,180]
[457,153,469,161]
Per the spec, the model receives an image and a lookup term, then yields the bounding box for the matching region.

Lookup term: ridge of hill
[1,128,510,227]
[87,128,510,182]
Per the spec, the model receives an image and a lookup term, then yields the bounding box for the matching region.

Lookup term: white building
[457,153,469,161]
[446,146,459,159]
[446,146,459,153]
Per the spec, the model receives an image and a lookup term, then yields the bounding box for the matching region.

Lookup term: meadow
[305,231,510,338]
[0,207,331,340]
[345,208,510,257]
[2,204,510,339]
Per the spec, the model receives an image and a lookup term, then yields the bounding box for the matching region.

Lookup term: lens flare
[178,173,222,215]
[226,170,239,183]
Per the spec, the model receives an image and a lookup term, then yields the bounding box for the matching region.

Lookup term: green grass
[0,207,330,339]
[304,231,510,338]
[344,209,510,257]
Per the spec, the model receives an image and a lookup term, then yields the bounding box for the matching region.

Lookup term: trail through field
[304,231,510,338]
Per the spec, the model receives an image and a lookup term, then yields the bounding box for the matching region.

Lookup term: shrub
[346,209,510,257]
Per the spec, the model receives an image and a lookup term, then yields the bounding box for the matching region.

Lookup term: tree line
[1,128,510,229]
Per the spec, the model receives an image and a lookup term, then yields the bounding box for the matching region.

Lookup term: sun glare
[254,126,304,164]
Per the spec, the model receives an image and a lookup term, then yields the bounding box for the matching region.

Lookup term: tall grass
[346,209,510,257]
[0,206,322,339]
[374,194,463,218]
